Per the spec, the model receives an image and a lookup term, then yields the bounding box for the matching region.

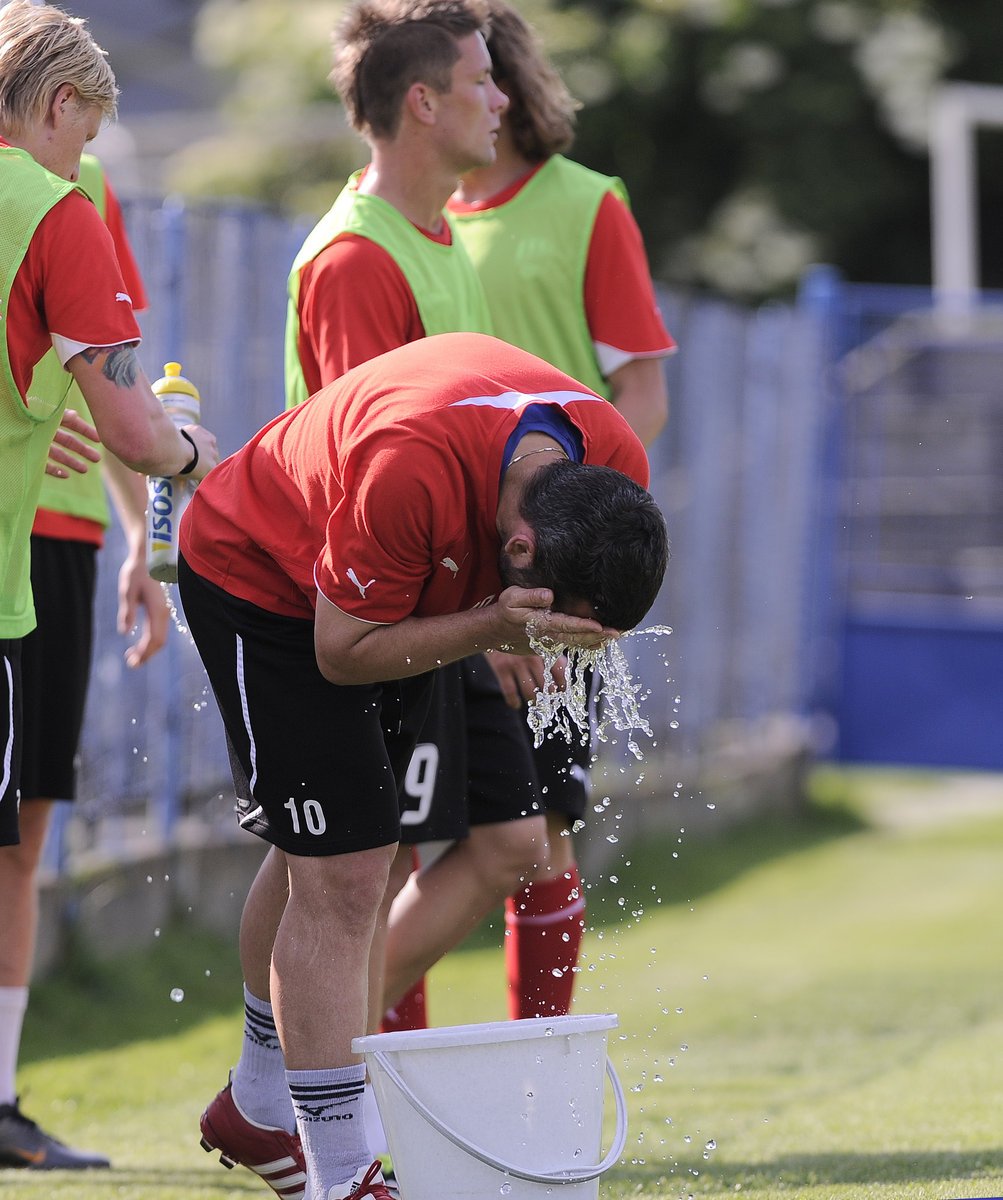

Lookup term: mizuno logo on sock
[296,1108,354,1122]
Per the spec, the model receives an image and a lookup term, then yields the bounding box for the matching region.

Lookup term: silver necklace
[508,445,568,467]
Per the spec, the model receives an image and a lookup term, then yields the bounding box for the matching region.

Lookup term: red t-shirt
[180,332,649,622]
[102,182,148,313]
[3,146,142,401]
[448,165,674,369]
[584,191,674,366]
[296,220,453,391]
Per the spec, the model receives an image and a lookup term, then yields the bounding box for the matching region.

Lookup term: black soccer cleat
[0,1099,110,1170]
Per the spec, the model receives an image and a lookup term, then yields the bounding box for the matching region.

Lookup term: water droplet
[500,1185,512,1196]
[170,987,185,1003]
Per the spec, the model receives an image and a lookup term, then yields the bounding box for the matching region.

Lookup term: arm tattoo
[80,343,140,389]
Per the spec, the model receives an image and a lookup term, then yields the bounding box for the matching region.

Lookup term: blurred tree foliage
[169,0,1003,299]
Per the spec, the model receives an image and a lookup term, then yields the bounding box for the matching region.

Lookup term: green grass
[7,766,1003,1199]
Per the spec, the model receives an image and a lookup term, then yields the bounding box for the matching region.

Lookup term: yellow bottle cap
[153,361,201,400]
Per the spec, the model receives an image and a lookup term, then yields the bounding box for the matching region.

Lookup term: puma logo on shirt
[347,568,376,598]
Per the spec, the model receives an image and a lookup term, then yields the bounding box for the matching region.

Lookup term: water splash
[162,584,192,639]
[526,623,672,759]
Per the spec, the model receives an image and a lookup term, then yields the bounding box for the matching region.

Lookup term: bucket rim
[352,1012,618,1054]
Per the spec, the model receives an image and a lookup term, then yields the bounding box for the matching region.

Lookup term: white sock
[363,1083,388,1159]
[0,986,28,1106]
[231,985,295,1132]
[288,1064,368,1198]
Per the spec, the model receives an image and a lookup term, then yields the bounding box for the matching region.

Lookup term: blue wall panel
[837,606,1003,769]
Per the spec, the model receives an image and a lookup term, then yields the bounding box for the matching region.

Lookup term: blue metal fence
[799,266,1003,768]
[54,196,833,872]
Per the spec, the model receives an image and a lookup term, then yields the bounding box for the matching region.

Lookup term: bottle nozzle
[153,361,201,402]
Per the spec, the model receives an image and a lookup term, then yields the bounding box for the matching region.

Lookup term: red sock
[381,978,428,1032]
[505,867,585,1020]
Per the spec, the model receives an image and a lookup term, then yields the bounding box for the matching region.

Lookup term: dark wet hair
[516,459,668,631]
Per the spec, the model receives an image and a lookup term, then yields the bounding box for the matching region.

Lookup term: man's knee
[0,802,52,881]
[468,816,549,890]
[287,843,397,931]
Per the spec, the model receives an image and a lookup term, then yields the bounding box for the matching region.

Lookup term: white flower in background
[854,10,957,150]
[702,41,786,113]
[564,56,617,106]
[614,13,671,95]
[680,0,731,29]
[671,189,819,297]
[811,1,870,45]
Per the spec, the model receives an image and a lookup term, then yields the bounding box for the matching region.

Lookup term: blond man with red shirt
[0,0,218,855]
[0,153,172,1171]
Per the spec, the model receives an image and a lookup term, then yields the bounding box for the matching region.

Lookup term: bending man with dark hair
[511,459,664,629]
[180,332,668,1200]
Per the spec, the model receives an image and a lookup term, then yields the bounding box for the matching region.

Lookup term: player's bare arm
[608,355,668,448]
[67,342,219,480]
[314,586,616,687]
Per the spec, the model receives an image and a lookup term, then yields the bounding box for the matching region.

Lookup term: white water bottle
[147,361,201,583]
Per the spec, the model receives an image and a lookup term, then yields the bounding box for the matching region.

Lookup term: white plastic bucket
[352,1013,627,1200]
